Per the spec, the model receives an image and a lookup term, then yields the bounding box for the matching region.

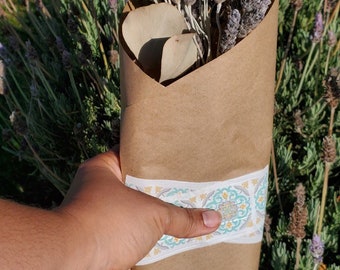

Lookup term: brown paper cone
[119,0,278,268]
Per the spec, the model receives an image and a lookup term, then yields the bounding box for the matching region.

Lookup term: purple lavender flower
[310,234,324,264]
[238,0,271,38]
[220,9,241,53]
[311,12,323,43]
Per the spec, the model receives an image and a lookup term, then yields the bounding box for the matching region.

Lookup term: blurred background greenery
[0,0,339,269]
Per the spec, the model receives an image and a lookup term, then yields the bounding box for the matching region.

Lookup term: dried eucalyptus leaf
[122,3,197,82]
[160,33,197,83]
[122,3,187,60]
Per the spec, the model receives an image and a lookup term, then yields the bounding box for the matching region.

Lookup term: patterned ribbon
[126,166,268,265]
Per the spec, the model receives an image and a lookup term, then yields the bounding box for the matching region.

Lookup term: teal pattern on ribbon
[126,166,269,265]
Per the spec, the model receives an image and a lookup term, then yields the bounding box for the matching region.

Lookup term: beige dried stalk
[317,68,339,235]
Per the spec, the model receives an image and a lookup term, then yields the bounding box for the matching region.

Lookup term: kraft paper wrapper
[119,0,278,268]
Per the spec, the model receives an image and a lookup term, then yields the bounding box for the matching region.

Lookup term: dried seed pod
[324,68,340,108]
[288,183,308,239]
[321,135,336,163]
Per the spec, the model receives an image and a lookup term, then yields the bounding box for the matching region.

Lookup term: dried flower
[323,68,340,108]
[220,9,241,53]
[310,234,324,264]
[311,12,323,43]
[327,30,337,47]
[62,50,72,70]
[288,183,308,239]
[238,0,271,38]
[321,135,336,163]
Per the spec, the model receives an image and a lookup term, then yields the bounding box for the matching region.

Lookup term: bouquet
[119,0,278,268]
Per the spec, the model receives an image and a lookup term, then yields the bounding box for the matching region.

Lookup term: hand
[59,149,222,270]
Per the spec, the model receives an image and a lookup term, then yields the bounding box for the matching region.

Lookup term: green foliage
[0,0,121,195]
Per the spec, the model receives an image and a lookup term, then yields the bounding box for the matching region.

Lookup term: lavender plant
[0,0,122,195]
[263,0,339,268]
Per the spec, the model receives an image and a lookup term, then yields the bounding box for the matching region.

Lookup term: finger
[162,205,221,238]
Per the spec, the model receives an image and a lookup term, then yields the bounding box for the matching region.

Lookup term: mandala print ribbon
[126,166,269,265]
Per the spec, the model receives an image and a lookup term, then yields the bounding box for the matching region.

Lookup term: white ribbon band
[126,166,269,265]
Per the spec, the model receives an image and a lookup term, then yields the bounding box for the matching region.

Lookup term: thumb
[162,205,222,238]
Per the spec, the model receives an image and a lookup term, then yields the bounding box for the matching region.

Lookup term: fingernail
[202,210,221,228]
